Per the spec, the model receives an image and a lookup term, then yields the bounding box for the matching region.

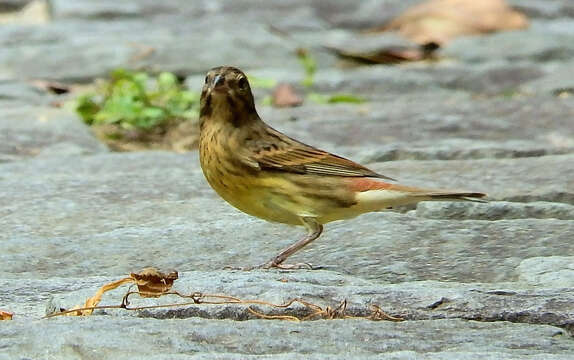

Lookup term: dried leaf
[130,268,178,297]
[368,304,404,322]
[324,33,436,65]
[31,80,72,95]
[0,309,13,320]
[66,277,133,316]
[272,83,303,108]
[63,267,177,316]
[334,45,433,64]
[371,0,528,46]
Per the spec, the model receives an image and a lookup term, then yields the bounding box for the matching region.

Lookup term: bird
[198,66,486,270]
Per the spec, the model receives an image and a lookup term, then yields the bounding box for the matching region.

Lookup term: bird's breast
[199,124,287,222]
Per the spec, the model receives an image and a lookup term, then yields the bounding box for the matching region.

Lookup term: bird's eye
[238,77,248,90]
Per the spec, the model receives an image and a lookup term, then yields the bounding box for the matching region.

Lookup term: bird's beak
[210,74,226,92]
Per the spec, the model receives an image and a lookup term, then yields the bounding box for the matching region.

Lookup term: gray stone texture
[0,106,107,162]
[1,0,573,358]
[416,201,574,220]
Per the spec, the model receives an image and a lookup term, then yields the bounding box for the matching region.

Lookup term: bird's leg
[260,217,323,270]
[224,218,323,271]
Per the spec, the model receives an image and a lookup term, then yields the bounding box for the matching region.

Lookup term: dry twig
[45,268,403,322]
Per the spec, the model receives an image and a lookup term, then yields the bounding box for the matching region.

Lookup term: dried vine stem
[47,290,402,322]
[44,268,403,322]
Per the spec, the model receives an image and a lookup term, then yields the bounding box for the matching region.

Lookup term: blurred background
[2,0,574,277]
[2,1,574,357]
[1,0,573,158]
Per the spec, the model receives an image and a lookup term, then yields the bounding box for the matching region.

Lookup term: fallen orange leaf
[372,0,528,46]
[65,268,178,316]
[0,310,13,320]
[272,83,303,108]
[130,268,178,298]
[66,277,133,316]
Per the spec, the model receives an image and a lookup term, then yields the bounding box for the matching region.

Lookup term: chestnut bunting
[199,66,486,269]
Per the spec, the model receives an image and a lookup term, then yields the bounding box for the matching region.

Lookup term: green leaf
[132,72,149,89]
[247,75,277,89]
[179,90,199,103]
[327,93,366,104]
[75,68,201,133]
[307,92,366,105]
[110,68,129,81]
[94,95,143,125]
[158,72,178,92]
[76,95,100,124]
[296,48,317,88]
[307,92,329,104]
[260,95,273,106]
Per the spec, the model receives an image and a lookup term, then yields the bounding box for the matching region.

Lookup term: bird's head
[200,66,257,128]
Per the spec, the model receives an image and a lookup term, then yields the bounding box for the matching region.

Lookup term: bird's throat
[201,92,258,130]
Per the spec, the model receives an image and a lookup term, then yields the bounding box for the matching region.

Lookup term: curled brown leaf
[1,309,13,320]
[272,83,303,108]
[372,0,528,46]
[130,268,179,298]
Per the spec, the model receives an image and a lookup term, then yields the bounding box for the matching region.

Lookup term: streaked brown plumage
[199,66,486,269]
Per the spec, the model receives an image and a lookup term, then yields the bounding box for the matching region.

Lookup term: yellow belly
[199,128,359,226]
[201,158,368,226]
[204,170,303,225]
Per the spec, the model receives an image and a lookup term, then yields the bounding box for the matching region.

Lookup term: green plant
[307,93,365,104]
[296,48,317,88]
[76,69,199,130]
[247,75,277,89]
[294,48,366,105]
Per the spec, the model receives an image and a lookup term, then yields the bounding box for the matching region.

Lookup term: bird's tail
[420,191,487,203]
[379,182,487,203]
[349,178,487,212]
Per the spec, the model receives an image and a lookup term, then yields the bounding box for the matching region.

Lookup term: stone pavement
[1,0,573,359]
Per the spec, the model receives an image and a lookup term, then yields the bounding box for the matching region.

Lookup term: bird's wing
[243,128,395,180]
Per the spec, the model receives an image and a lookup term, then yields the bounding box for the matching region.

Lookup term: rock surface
[1,152,574,284]
[416,201,574,220]
[1,0,573,358]
[1,317,570,359]
[2,272,574,359]
[0,106,106,162]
